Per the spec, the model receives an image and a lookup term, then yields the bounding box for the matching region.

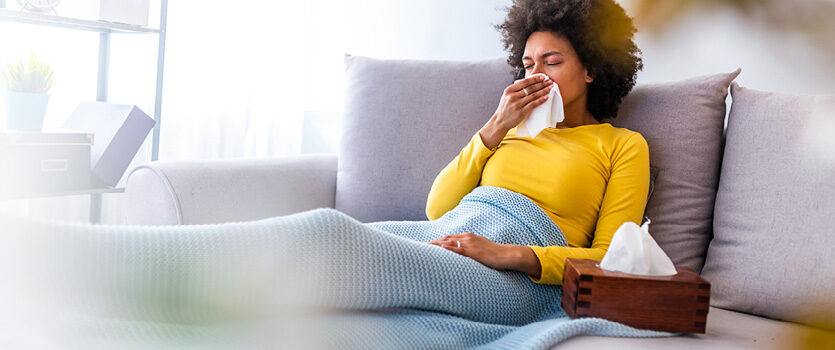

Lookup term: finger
[513,81,554,102]
[519,84,553,106]
[520,93,551,113]
[509,74,548,93]
[432,236,452,242]
[441,242,464,254]
[442,233,470,239]
[531,79,554,93]
[513,72,550,85]
[526,73,552,88]
[517,95,550,116]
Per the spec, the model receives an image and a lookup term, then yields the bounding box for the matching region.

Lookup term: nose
[531,63,545,76]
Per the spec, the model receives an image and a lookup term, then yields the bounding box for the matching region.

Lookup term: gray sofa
[126,54,835,348]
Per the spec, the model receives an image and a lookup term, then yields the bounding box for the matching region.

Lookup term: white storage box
[0,130,94,196]
[63,101,155,187]
[59,0,150,27]
[100,0,150,27]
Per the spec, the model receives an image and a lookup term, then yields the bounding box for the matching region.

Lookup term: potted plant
[1,54,56,131]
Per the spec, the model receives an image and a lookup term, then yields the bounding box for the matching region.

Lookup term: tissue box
[561,258,710,334]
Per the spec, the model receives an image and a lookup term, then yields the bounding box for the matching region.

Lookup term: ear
[584,68,594,83]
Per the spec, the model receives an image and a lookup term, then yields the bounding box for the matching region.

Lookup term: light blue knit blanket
[0,186,673,349]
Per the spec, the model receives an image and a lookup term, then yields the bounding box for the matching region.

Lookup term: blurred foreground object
[627,0,835,55]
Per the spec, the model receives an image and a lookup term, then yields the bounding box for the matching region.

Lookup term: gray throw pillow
[336,54,514,222]
[600,69,741,273]
[700,83,835,330]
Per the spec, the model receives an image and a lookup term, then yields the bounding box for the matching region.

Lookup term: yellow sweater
[425,123,650,285]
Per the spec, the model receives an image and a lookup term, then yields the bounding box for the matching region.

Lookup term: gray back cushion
[336,54,514,222]
[600,69,740,273]
[700,83,835,329]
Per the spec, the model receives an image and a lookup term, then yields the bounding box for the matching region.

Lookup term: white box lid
[0,128,94,145]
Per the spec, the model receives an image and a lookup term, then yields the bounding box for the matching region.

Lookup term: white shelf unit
[0,3,169,223]
[0,3,168,161]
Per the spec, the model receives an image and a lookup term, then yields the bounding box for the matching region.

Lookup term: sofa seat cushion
[555,307,835,349]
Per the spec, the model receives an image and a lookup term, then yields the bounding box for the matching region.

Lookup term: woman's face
[522,31,593,108]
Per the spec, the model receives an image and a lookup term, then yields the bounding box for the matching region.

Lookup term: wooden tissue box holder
[561,258,711,334]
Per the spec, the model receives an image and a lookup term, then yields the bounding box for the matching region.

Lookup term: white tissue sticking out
[513,73,565,138]
[599,218,678,276]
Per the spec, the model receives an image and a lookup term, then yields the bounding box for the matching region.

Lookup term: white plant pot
[4,91,50,131]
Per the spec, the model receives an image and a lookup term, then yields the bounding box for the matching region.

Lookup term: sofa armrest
[125,154,337,225]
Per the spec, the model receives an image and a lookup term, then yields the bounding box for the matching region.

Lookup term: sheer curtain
[159,0,347,160]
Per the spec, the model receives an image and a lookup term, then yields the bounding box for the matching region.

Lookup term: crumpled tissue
[599,218,678,276]
[513,73,565,138]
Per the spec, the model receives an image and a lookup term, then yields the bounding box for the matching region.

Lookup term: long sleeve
[526,133,651,285]
[425,131,500,220]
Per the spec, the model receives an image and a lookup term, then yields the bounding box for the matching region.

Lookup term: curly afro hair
[494,0,643,121]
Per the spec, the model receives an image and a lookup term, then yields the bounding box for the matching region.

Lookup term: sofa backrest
[338,54,740,273]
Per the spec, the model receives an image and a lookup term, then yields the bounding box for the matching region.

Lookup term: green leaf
[0,54,56,93]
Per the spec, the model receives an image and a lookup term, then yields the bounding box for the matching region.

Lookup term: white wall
[299,0,513,154]
[344,0,510,61]
[341,0,834,95]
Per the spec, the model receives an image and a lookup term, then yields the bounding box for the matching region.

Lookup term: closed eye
[524,63,560,70]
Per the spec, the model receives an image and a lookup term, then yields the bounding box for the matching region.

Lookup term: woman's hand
[428,232,518,271]
[479,74,554,149]
[493,74,554,130]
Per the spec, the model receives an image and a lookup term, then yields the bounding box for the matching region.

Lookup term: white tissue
[513,73,565,138]
[598,218,678,276]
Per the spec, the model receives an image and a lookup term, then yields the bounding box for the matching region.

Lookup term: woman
[427,0,649,285]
